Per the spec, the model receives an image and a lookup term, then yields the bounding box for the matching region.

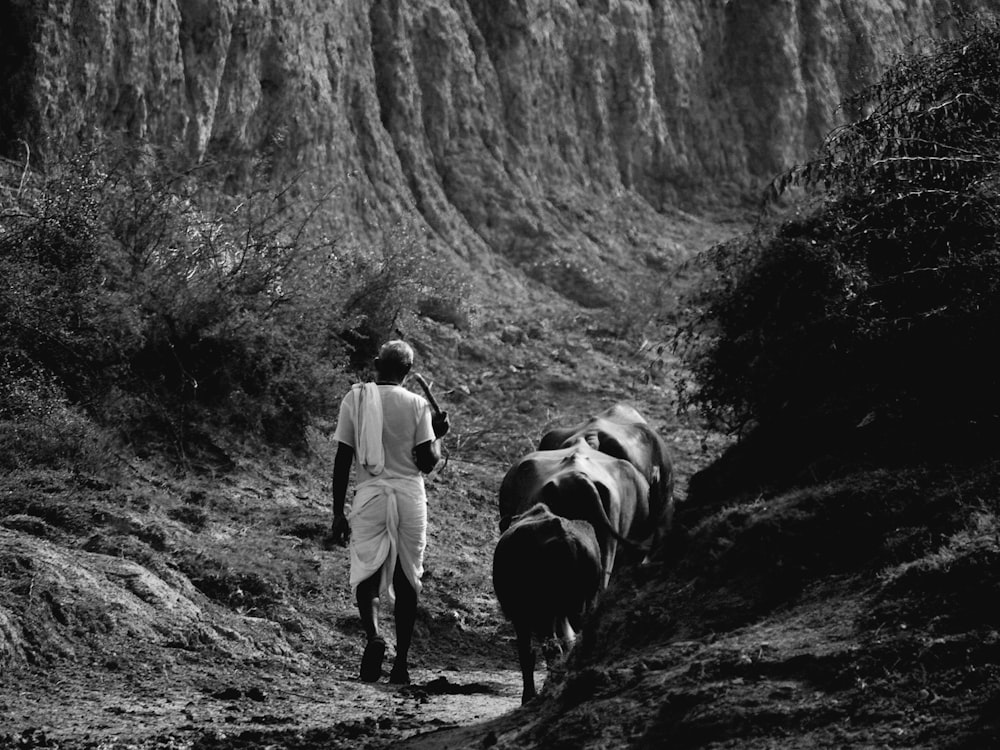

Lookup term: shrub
[338,221,472,369]
[0,153,143,403]
[677,14,1000,445]
[1,143,353,453]
[0,363,113,472]
[2,138,469,458]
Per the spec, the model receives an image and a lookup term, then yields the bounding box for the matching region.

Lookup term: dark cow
[498,438,651,582]
[538,403,674,554]
[492,503,602,703]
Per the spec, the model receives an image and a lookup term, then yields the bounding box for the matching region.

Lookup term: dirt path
[3,661,525,748]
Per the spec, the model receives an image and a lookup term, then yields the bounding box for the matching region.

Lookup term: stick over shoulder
[412,373,441,416]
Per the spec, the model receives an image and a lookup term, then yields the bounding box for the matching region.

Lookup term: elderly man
[330,340,449,684]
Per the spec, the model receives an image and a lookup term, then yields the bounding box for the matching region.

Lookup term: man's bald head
[374,340,414,381]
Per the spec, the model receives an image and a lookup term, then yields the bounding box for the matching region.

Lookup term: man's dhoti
[349,475,427,602]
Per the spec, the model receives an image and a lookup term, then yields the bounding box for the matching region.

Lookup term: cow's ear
[601,436,629,461]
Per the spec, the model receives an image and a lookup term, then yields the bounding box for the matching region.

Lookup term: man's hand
[331,513,351,547]
[432,410,451,438]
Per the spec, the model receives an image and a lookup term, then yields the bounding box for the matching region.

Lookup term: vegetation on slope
[678,13,1000,453]
[0,142,469,467]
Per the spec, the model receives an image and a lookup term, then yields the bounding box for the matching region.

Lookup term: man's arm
[413,439,443,474]
[413,410,450,474]
[331,441,354,544]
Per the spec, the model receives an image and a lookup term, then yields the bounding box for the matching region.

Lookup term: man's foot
[388,662,410,685]
[360,636,386,682]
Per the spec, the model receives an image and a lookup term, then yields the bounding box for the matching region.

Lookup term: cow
[498,438,651,584]
[538,403,675,556]
[492,503,603,703]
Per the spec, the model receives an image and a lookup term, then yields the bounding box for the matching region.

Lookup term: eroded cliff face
[2,0,993,297]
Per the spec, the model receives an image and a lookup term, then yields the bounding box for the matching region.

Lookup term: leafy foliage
[677,14,1000,445]
[0,364,112,472]
[1,141,462,460]
[338,221,470,369]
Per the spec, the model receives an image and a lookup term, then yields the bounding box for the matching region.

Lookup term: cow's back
[538,404,675,535]
[498,444,592,530]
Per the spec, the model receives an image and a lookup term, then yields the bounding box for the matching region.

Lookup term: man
[330,340,449,684]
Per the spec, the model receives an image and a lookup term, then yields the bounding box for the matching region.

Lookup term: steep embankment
[2,0,989,299]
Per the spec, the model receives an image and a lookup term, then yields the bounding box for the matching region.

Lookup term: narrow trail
[3,651,527,747]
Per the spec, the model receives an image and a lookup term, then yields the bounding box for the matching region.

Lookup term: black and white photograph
[2,1,999,747]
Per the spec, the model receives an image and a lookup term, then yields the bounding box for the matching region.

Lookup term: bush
[0,364,113,472]
[1,137,470,459]
[0,154,143,402]
[677,13,1000,445]
[338,221,472,369]
[1,143,356,453]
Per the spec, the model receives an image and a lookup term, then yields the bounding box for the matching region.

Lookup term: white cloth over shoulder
[349,475,427,602]
[351,383,384,476]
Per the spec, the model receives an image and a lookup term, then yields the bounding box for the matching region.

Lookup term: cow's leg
[515,625,536,704]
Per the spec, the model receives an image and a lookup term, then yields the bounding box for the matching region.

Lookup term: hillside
[4,218,1000,750]
[4,194,1000,748]
[5,1,1000,748]
[0,208,739,748]
[4,0,997,297]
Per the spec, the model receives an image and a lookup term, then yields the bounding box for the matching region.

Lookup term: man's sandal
[360,636,386,682]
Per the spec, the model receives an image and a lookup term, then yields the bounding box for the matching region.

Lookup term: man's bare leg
[390,562,417,684]
[356,574,385,681]
[356,574,381,639]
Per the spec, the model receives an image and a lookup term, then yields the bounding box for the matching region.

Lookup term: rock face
[1,0,994,286]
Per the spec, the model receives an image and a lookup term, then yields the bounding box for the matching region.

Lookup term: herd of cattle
[491,403,675,703]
